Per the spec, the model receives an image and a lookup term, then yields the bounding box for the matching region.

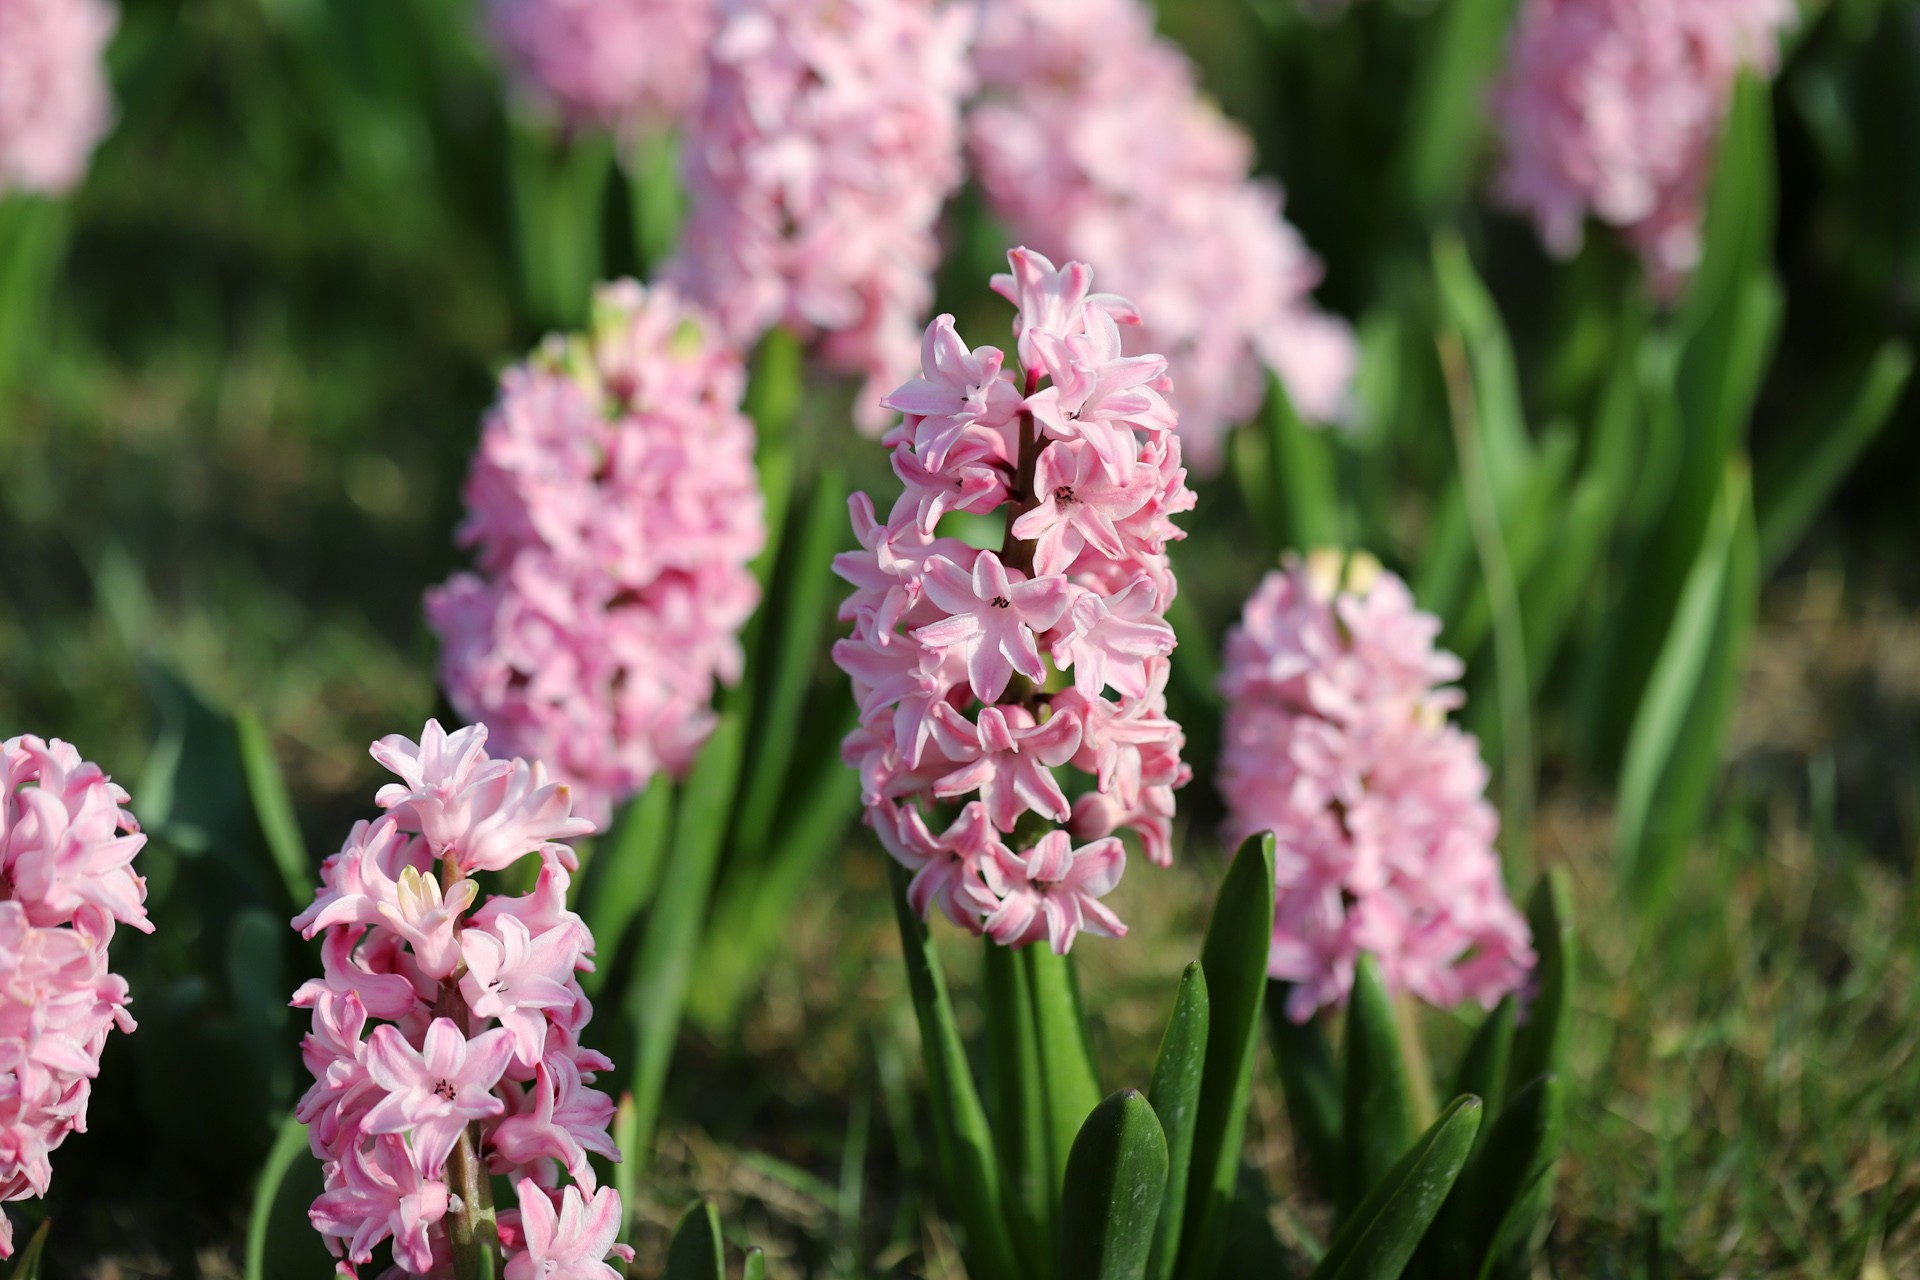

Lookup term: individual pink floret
[428,281,765,828]
[1218,552,1534,1022]
[668,0,975,430]
[290,720,626,1276]
[967,0,1354,473]
[0,736,146,1257]
[1491,0,1794,292]
[0,0,117,196]
[486,0,716,134]
[835,247,1193,953]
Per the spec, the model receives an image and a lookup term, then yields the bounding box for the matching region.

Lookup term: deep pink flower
[291,722,623,1273]
[968,0,1353,472]
[1218,553,1534,1021]
[0,0,116,196]
[1491,0,1793,291]
[668,0,974,429]
[834,251,1189,949]
[0,736,145,1257]
[428,282,764,826]
[504,1180,632,1280]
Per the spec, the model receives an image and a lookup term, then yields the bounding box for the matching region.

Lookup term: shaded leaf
[1060,1090,1170,1280]
[1146,963,1209,1280]
[664,1200,724,1280]
[1341,955,1414,1218]
[1311,1096,1484,1280]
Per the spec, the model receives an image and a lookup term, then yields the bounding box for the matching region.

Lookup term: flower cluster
[427,281,764,829]
[1218,552,1533,1022]
[668,0,973,430]
[966,0,1354,473]
[290,720,631,1277]
[485,0,716,135]
[835,248,1193,953]
[1491,0,1794,291]
[0,736,148,1258]
[0,0,117,196]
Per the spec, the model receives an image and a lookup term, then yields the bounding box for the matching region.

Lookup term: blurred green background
[3,0,1920,1275]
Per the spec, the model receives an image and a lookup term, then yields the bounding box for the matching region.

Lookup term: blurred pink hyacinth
[0,0,117,196]
[0,736,149,1257]
[967,0,1355,473]
[834,247,1193,954]
[291,719,633,1277]
[668,0,974,430]
[486,0,716,134]
[1491,0,1794,291]
[427,280,765,828]
[1218,551,1533,1022]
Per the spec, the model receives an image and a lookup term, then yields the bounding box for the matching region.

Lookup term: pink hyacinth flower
[0,0,117,197]
[504,1180,633,1280]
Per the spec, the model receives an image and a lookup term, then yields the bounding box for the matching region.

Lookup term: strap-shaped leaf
[578,776,672,998]
[1173,832,1275,1280]
[664,1200,724,1280]
[1340,955,1415,1219]
[1469,1074,1565,1277]
[1060,1090,1171,1280]
[1145,964,1209,1280]
[888,862,1020,1279]
[245,1111,329,1280]
[1267,985,1343,1203]
[1263,371,1342,551]
[985,937,1052,1266]
[1451,998,1516,1144]
[234,710,309,910]
[1400,0,1526,216]
[1311,1096,1484,1280]
[1028,945,1104,1198]
[625,715,745,1160]
[743,1249,766,1280]
[4,1220,49,1280]
[1508,871,1574,1096]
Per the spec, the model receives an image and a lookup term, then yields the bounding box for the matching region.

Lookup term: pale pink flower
[1218,553,1534,1021]
[834,250,1190,951]
[967,0,1354,472]
[428,282,764,827]
[505,1180,633,1280]
[1491,0,1794,291]
[668,0,974,429]
[0,736,145,1257]
[290,724,624,1274]
[486,0,716,134]
[0,0,116,196]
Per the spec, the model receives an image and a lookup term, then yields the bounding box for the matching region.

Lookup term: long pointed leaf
[1451,998,1516,1148]
[889,862,1020,1279]
[579,777,672,998]
[1508,871,1575,1098]
[1341,955,1415,1218]
[985,938,1052,1267]
[1145,964,1209,1280]
[664,1201,724,1280]
[1174,833,1276,1280]
[1267,986,1343,1203]
[246,1111,328,1280]
[1060,1090,1171,1280]
[625,716,744,1160]
[1311,1096,1484,1280]
[234,710,310,911]
[1028,945,1103,1198]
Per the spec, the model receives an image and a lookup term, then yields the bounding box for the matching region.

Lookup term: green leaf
[888,861,1021,1279]
[664,1200,725,1280]
[1262,372,1342,551]
[4,1219,49,1280]
[1507,871,1575,1098]
[732,467,850,862]
[1059,1090,1171,1280]
[687,749,859,1029]
[503,113,613,328]
[1677,74,1776,348]
[1027,945,1104,1198]
[1174,833,1276,1280]
[1401,0,1527,216]
[1267,986,1343,1204]
[984,937,1053,1267]
[1614,464,1759,910]
[1755,339,1912,570]
[1463,1075,1565,1279]
[625,715,745,1161]
[246,1111,330,1280]
[234,710,310,910]
[1145,963,1209,1280]
[1432,235,1533,500]
[1341,955,1415,1218]
[746,325,806,443]
[1310,1096,1484,1280]
[1450,999,1516,1146]
[578,777,674,998]
[744,1249,766,1280]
